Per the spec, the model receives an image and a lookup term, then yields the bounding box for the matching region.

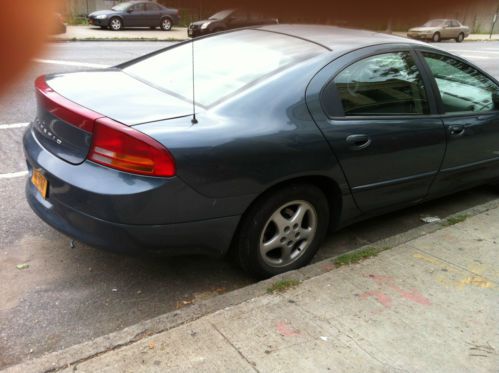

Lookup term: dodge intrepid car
[24,25,499,278]
[407,19,470,42]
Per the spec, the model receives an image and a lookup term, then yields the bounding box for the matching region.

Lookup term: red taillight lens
[88,118,175,177]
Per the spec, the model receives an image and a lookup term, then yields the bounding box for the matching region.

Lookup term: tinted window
[333,52,429,116]
[451,20,460,27]
[131,3,145,11]
[423,52,499,113]
[124,30,325,107]
[145,3,160,11]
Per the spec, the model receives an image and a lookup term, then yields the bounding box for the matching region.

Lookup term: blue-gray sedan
[24,25,499,278]
[88,1,179,31]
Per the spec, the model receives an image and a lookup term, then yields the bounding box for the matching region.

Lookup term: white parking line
[34,59,110,69]
[0,122,29,130]
[0,171,28,179]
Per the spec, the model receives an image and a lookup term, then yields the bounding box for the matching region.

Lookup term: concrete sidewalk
[52,25,189,41]
[4,203,498,372]
[52,26,499,42]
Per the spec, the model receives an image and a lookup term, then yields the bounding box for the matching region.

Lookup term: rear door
[417,49,499,195]
[144,3,162,26]
[306,45,446,212]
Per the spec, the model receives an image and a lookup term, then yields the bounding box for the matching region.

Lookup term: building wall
[65,0,123,16]
[436,0,499,33]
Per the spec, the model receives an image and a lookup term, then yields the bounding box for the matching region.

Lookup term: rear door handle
[449,125,465,137]
[346,134,371,150]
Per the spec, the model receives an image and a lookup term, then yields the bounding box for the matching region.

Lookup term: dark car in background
[24,25,499,278]
[407,19,470,42]
[188,9,278,37]
[88,1,179,31]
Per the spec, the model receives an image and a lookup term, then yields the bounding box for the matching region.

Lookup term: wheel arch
[227,174,343,256]
[109,15,124,27]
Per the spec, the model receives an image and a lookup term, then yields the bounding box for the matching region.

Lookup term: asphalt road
[1,40,498,369]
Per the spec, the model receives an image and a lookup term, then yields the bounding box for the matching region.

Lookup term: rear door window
[333,52,429,116]
[145,3,160,11]
[422,52,499,113]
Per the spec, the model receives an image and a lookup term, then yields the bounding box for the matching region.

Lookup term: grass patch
[443,214,468,226]
[267,279,301,294]
[66,16,88,25]
[334,246,390,267]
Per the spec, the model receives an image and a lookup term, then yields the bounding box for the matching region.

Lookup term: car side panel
[136,56,357,220]
[305,44,446,213]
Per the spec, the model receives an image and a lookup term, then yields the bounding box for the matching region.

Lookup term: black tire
[160,17,173,31]
[432,32,441,42]
[233,184,330,279]
[456,32,465,43]
[109,17,122,31]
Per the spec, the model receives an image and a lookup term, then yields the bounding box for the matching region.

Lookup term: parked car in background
[51,13,66,34]
[188,9,278,37]
[24,25,499,278]
[407,19,470,42]
[88,1,179,31]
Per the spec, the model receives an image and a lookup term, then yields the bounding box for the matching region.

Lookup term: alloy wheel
[110,18,122,31]
[259,200,318,268]
[162,18,172,31]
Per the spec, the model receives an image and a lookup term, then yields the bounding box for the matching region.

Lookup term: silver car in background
[407,19,470,42]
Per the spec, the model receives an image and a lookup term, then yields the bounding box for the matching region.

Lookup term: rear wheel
[432,32,441,42]
[233,184,330,279]
[456,32,465,42]
[109,17,122,31]
[160,17,172,31]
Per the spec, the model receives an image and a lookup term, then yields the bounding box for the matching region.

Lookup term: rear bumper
[23,126,241,256]
[26,180,239,255]
[407,33,431,40]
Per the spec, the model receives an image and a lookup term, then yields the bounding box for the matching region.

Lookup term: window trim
[414,47,499,117]
[320,46,438,120]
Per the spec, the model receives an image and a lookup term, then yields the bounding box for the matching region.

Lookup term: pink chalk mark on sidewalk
[365,274,431,306]
[276,321,301,337]
[360,290,393,308]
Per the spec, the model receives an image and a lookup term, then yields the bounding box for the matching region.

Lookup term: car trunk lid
[33,71,193,165]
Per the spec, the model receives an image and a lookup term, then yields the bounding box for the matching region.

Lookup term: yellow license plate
[31,169,48,199]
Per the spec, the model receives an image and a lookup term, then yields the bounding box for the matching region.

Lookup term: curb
[4,197,499,373]
[49,37,188,42]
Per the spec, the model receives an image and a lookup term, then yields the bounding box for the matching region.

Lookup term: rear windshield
[423,20,445,27]
[123,30,325,107]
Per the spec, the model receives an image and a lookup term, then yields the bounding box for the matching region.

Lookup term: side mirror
[127,8,133,13]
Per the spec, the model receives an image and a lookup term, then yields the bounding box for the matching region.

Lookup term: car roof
[256,24,424,51]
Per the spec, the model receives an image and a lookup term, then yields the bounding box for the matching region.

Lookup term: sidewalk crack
[210,322,261,373]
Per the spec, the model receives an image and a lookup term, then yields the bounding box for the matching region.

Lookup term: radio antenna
[191,39,198,124]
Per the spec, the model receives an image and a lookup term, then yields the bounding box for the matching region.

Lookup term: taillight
[88,117,175,177]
